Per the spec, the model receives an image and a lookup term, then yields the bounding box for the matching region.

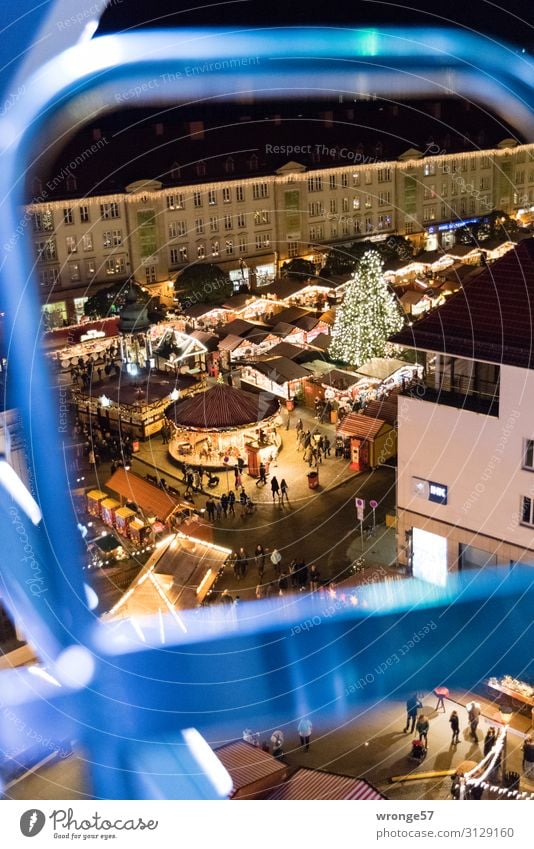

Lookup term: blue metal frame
[0,5,533,798]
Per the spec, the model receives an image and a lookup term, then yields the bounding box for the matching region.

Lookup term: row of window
[169,234,268,264]
[421,196,488,222]
[167,182,269,210]
[38,255,126,286]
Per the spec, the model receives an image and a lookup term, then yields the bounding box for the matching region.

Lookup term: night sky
[98,0,532,45]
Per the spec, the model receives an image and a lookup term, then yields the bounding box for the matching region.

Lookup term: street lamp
[499,704,513,783]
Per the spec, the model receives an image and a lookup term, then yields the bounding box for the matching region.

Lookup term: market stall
[100,497,120,528]
[86,489,108,517]
[115,506,136,538]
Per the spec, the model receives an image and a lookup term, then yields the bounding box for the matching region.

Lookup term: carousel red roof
[166,383,279,430]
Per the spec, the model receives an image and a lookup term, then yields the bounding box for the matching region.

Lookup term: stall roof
[321,368,360,390]
[356,357,408,382]
[266,306,311,327]
[182,302,225,319]
[267,768,386,800]
[76,372,200,407]
[106,468,181,521]
[400,290,426,308]
[261,279,311,300]
[320,308,336,326]
[251,357,311,384]
[214,741,286,798]
[261,342,307,361]
[108,533,230,618]
[337,412,389,439]
[292,314,322,332]
[308,332,331,353]
[189,330,220,352]
[270,321,303,338]
[218,318,267,338]
[363,397,398,427]
[218,334,246,352]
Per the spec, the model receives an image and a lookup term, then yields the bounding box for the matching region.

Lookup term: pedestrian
[522,735,534,779]
[295,417,303,434]
[205,498,215,522]
[270,548,282,575]
[228,490,236,516]
[304,445,313,466]
[234,465,242,490]
[271,476,280,501]
[255,544,266,581]
[220,589,234,605]
[403,694,423,734]
[303,430,311,449]
[484,726,497,756]
[467,702,481,742]
[449,710,460,744]
[198,464,205,485]
[309,563,321,592]
[280,478,289,503]
[186,471,194,495]
[257,462,267,486]
[215,499,223,521]
[237,456,245,474]
[271,729,284,760]
[289,559,299,589]
[278,570,289,594]
[416,714,429,746]
[237,546,248,579]
[323,435,331,457]
[239,488,248,516]
[221,492,229,517]
[298,717,312,751]
[193,471,201,491]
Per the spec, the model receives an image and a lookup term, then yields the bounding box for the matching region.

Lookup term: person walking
[298,717,312,752]
[303,444,313,466]
[205,498,215,522]
[234,465,242,490]
[237,547,248,580]
[257,462,267,486]
[469,702,482,741]
[295,417,303,434]
[484,726,497,756]
[215,499,223,521]
[239,488,248,517]
[403,694,423,734]
[416,714,429,747]
[255,545,266,582]
[280,479,289,503]
[270,476,280,501]
[228,490,236,516]
[323,435,331,457]
[220,492,229,517]
[270,548,282,576]
[309,563,321,592]
[449,710,460,744]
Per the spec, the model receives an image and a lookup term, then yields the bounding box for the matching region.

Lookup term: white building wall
[397,363,534,569]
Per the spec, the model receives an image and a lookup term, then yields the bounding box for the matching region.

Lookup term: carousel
[166,383,282,472]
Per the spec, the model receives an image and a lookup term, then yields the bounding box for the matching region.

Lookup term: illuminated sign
[428,481,448,504]
[412,527,448,586]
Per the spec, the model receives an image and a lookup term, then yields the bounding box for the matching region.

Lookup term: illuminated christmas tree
[329,250,403,366]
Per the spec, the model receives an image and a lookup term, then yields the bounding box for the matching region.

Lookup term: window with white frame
[167,194,184,210]
[209,217,218,232]
[423,184,436,200]
[309,224,324,241]
[103,230,122,248]
[193,191,202,208]
[352,173,360,187]
[208,189,217,205]
[364,194,372,209]
[329,174,336,190]
[253,209,270,225]
[307,176,322,192]
[364,171,372,185]
[377,214,392,229]
[32,211,54,232]
[82,233,93,251]
[197,244,206,259]
[222,187,231,203]
[69,262,81,281]
[236,213,246,228]
[341,173,348,188]
[224,215,233,230]
[195,218,204,235]
[342,197,349,213]
[330,199,337,214]
[80,205,89,223]
[179,246,188,263]
[145,266,156,283]
[252,182,268,199]
[36,239,57,261]
[65,235,77,254]
[378,190,391,206]
[423,162,436,177]
[480,176,491,191]
[170,248,180,265]
[521,495,534,526]
[225,239,234,255]
[365,216,373,232]
[352,197,361,210]
[63,208,74,225]
[100,202,119,219]
[330,222,338,238]
[308,201,324,218]
[236,185,245,202]
[255,233,271,250]
[523,439,534,470]
[423,207,436,222]
[238,236,247,253]
[211,240,220,257]
[86,259,96,277]
[39,267,60,287]
[105,256,125,275]
[353,218,361,234]
[377,167,392,182]
[288,241,299,257]
[196,161,207,177]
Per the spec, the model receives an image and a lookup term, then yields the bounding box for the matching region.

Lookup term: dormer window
[248,154,259,172]
[170,162,181,180]
[225,157,235,175]
[196,160,207,177]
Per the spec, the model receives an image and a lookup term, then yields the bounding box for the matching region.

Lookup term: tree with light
[329,250,403,367]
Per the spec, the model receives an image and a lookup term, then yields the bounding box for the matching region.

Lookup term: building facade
[391,239,534,583]
[27,140,534,326]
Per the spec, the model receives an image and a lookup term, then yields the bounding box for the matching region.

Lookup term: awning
[267,767,385,800]
[337,413,387,440]
[214,740,287,797]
